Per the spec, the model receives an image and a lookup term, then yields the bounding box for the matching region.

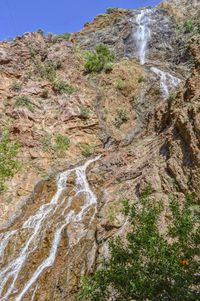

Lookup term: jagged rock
[6,107,36,120]
[160,0,200,20]
[29,149,40,159]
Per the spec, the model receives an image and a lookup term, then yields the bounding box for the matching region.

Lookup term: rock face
[0,158,99,301]
[0,0,199,300]
[160,0,200,20]
[76,8,175,62]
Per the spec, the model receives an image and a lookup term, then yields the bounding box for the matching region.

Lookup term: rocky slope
[0,0,199,300]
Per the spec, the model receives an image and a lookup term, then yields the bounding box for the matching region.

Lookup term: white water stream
[134,9,152,65]
[0,156,100,301]
[151,67,181,99]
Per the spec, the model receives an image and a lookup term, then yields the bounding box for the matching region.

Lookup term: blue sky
[0,0,160,40]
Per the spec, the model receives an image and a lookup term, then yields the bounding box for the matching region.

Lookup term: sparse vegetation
[10,80,22,92]
[106,199,125,223]
[176,19,200,38]
[176,18,200,65]
[114,109,129,128]
[54,134,70,155]
[115,78,125,91]
[41,133,53,152]
[41,173,50,181]
[80,143,96,157]
[79,187,199,301]
[53,32,71,42]
[138,75,145,83]
[182,20,195,34]
[80,106,90,118]
[0,131,21,192]
[53,79,77,94]
[40,59,62,81]
[102,108,109,121]
[29,46,39,58]
[167,92,176,103]
[84,44,115,73]
[104,62,114,73]
[15,95,34,112]
[106,8,118,14]
[42,132,70,155]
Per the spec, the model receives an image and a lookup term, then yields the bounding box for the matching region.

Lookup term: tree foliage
[78,187,199,301]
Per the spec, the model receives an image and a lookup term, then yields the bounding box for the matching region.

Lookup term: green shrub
[41,174,50,181]
[84,44,115,73]
[42,59,62,81]
[176,18,200,64]
[167,92,176,103]
[41,133,53,152]
[54,134,70,155]
[84,51,102,73]
[53,32,71,42]
[104,62,114,73]
[15,95,33,112]
[10,80,22,92]
[183,20,195,34]
[106,8,118,14]
[29,46,38,58]
[0,131,21,192]
[115,78,125,91]
[114,109,129,128]
[138,75,145,83]
[53,79,77,94]
[179,19,200,36]
[78,188,199,301]
[80,143,96,157]
[102,108,109,121]
[80,106,90,118]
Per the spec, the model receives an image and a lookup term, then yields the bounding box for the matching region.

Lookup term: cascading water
[151,67,181,99]
[134,9,152,65]
[0,156,100,301]
[132,8,181,99]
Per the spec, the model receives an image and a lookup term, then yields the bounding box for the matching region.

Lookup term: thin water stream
[134,9,152,65]
[0,156,100,301]
[151,67,181,98]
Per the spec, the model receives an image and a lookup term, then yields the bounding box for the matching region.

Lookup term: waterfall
[0,156,100,301]
[151,67,181,99]
[130,8,182,100]
[134,9,152,65]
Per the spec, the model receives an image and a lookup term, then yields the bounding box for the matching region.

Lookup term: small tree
[84,44,115,73]
[79,187,199,301]
[0,131,21,192]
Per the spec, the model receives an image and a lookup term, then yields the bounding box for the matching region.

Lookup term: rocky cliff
[0,0,199,300]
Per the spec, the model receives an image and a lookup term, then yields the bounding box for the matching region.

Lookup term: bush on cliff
[84,44,115,73]
[54,134,70,155]
[15,95,34,112]
[0,131,21,192]
[78,187,199,301]
[53,79,77,94]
